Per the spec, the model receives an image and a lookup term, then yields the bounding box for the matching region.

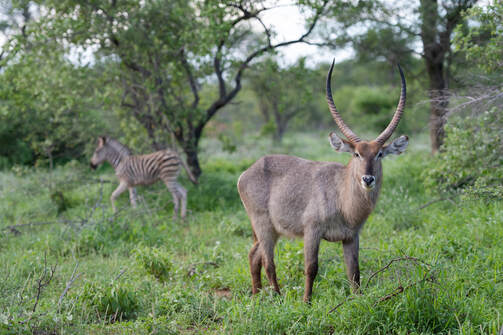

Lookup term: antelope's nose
[362,175,375,186]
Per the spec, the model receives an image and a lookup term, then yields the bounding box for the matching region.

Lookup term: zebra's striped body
[116,151,181,187]
[90,136,196,219]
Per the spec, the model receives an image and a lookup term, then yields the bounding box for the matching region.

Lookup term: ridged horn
[326,59,361,143]
[375,64,406,145]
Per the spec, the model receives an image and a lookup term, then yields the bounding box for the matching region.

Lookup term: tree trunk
[273,120,287,144]
[425,59,449,154]
[420,0,475,153]
[180,138,202,180]
[420,0,448,154]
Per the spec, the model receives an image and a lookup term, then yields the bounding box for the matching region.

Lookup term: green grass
[0,133,501,334]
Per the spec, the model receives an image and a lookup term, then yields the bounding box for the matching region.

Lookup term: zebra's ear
[98,136,107,146]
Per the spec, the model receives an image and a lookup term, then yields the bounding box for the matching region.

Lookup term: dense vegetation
[1,134,502,334]
[1,0,502,334]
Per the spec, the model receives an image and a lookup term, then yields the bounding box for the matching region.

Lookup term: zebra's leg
[111,181,128,212]
[129,187,138,208]
[164,181,180,221]
[175,182,187,219]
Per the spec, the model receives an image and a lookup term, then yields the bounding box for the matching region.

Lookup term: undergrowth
[0,133,501,334]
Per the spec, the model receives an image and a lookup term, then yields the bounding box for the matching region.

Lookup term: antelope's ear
[382,135,408,157]
[329,132,354,153]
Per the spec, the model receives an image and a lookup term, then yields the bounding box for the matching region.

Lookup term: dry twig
[3,220,75,234]
[328,254,435,313]
[32,253,57,313]
[115,268,128,281]
[373,272,435,306]
[58,262,82,306]
[328,296,354,313]
[365,256,430,289]
[417,197,454,210]
[187,262,219,277]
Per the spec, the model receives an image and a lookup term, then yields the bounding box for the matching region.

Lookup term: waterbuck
[90,136,197,219]
[237,60,409,302]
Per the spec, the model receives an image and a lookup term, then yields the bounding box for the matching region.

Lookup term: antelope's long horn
[326,59,361,143]
[375,64,406,145]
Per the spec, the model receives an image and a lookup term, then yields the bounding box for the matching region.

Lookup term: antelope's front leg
[342,235,360,293]
[303,230,321,302]
[111,181,128,213]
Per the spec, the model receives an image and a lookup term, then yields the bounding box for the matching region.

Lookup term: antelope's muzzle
[361,175,375,190]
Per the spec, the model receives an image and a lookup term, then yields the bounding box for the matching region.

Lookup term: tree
[21,0,330,179]
[0,1,112,167]
[419,0,477,153]
[248,57,318,143]
[0,47,112,167]
[323,0,477,153]
[455,1,503,74]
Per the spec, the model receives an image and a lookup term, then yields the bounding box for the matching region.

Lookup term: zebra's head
[90,136,108,170]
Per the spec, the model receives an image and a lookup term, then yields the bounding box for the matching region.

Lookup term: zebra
[90,136,197,219]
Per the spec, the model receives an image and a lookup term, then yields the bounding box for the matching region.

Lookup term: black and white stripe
[90,136,197,219]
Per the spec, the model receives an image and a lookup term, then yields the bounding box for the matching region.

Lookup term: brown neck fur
[337,159,382,228]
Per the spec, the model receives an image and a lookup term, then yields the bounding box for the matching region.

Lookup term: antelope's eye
[354,152,360,158]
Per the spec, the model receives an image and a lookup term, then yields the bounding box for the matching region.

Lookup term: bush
[77,281,139,323]
[134,246,172,282]
[425,108,503,198]
[350,86,397,131]
[333,85,416,135]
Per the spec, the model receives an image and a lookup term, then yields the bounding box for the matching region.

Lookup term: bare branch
[202,0,330,125]
[179,48,200,109]
[373,272,435,306]
[114,268,127,281]
[32,253,57,313]
[58,262,82,306]
[365,256,431,289]
[328,296,355,313]
[3,220,75,234]
[416,197,454,210]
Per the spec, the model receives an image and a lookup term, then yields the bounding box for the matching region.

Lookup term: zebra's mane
[105,137,132,157]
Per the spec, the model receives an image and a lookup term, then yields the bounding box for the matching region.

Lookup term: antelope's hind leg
[254,223,280,294]
[249,231,262,294]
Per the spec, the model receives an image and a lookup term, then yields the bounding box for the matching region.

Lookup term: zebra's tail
[180,156,198,185]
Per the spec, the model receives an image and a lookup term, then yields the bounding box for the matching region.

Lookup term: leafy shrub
[77,281,139,323]
[157,290,220,327]
[425,108,503,198]
[134,246,172,282]
[187,169,243,211]
[350,86,396,130]
[333,85,417,135]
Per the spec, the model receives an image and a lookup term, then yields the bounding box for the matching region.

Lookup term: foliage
[323,0,478,152]
[0,133,502,334]
[248,57,321,142]
[16,0,330,177]
[425,108,503,198]
[0,47,112,167]
[455,1,503,73]
[348,86,397,132]
[76,281,139,323]
[134,246,172,282]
